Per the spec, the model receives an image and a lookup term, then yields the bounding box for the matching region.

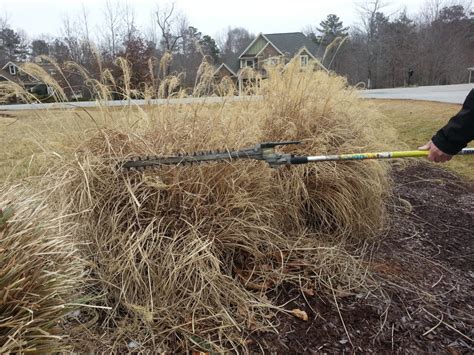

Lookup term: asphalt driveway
[360,83,474,104]
[1,84,473,111]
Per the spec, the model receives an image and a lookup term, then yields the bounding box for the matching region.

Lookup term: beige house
[214,32,324,93]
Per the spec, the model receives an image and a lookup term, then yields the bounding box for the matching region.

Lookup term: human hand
[418,140,453,163]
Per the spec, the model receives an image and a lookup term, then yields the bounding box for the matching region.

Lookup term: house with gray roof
[0,61,58,96]
[214,32,325,93]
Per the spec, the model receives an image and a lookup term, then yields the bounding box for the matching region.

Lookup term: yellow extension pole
[303,148,474,163]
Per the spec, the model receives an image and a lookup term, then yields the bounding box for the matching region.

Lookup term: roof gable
[1,61,20,71]
[255,41,283,58]
[238,32,324,60]
[214,63,237,77]
[239,33,267,58]
[1,61,41,81]
[295,47,317,60]
[264,32,324,59]
[0,69,23,85]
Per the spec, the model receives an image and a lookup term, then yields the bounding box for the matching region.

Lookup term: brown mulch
[250,162,474,354]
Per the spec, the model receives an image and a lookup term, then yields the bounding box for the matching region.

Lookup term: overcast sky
[3,0,432,40]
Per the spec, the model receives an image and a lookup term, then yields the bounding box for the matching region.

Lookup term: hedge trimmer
[121,141,474,170]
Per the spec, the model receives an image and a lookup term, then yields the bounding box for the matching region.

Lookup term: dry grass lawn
[372,99,473,181]
[2,99,472,183]
[1,107,133,182]
[1,82,472,352]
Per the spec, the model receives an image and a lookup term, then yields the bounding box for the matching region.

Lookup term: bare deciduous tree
[217,27,254,63]
[61,15,83,63]
[356,0,387,88]
[154,3,188,77]
[122,1,137,43]
[0,10,9,30]
[102,0,123,60]
[155,3,187,53]
[332,0,473,87]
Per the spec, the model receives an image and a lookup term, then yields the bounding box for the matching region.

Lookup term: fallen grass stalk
[422,308,473,343]
[330,278,354,348]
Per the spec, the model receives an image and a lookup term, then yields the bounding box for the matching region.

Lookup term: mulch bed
[250,162,473,354]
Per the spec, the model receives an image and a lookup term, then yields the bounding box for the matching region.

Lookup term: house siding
[215,66,234,80]
[215,66,237,87]
[256,44,282,70]
[243,36,267,56]
[1,63,40,85]
[260,44,280,58]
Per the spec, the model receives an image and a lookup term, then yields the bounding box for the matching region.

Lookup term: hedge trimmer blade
[120,142,474,170]
[121,141,300,170]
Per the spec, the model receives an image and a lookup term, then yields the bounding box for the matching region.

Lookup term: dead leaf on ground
[291,308,308,321]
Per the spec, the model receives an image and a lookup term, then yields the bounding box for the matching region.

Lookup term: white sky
[3,0,432,41]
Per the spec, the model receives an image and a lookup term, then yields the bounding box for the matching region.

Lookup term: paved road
[0,95,260,111]
[1,84,472,111]
[360,83,474,104]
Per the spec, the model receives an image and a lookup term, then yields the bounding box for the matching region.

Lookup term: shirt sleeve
[432,89,474,155]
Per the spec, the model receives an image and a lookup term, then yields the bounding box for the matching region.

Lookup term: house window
[267,57,279,65]
[300,55,309,67]
[9,65,16,75]
[240,59,255,69]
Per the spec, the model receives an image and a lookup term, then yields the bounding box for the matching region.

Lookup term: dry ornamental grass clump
[0,59,390,352]
[38,61,394,351]
[260,64,391,243]
[0,185,83,353]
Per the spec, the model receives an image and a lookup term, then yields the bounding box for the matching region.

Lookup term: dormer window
[9,64,16,75]
[240,59,255,68]
[300,55,309,67]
